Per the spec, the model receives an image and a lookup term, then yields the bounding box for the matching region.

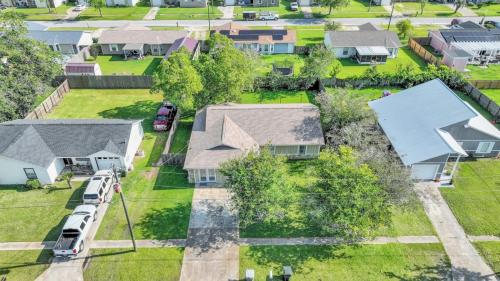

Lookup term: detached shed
[65,63,102,76]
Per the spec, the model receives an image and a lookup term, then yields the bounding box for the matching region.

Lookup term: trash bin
[245,269,255,281]
[283,266,293,281]
[242,11,256,21]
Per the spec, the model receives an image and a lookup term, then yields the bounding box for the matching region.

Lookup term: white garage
[411,164,440,180]
[95,156,122,170]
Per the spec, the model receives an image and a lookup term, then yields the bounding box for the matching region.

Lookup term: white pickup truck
[52,205,97,257]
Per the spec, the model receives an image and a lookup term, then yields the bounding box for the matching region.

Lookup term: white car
[290,2,298,11]
[73,4,86,11]
[82,170,114,205]
[258,11,279,20]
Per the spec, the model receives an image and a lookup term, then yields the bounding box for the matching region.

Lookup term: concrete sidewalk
[143,7,159,20]
[415,182,497,281]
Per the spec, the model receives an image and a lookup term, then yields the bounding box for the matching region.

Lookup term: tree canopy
[300,45,336,87]
[151,48,202,112]
[320,0,351,15]
[396,19,414,38]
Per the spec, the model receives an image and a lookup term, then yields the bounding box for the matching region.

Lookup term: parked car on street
[73,4,86,11]
[82,170,114,205]
[258,11,279,20]
[52,205,97,257]
[484,20,500,29]
[290,2,299,11]
[153,101,177,131]
[0,3,7,10]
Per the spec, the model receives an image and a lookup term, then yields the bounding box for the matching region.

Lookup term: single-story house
[226,0,277,6]
[151,0,207,7]
[372,0,391,5]
[105,0,138,7]
[213,23,296,54]
[27,31,93,55]
[65,63,102,76]
[324,24,401,64]
[0,119,144,185]
[4,0,63,8]
[429,23,500,71]
[184,103,325,185]
[164,37,200,60]
[98,30,189,58]
[369,79,500,182]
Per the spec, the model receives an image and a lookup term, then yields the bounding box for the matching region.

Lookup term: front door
[63,158,73,165]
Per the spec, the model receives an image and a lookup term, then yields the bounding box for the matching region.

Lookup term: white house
[0,119,144,185]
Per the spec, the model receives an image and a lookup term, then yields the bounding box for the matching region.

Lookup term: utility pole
[387,0,396,30]
[112,166,136,252]
[207,0,212,32]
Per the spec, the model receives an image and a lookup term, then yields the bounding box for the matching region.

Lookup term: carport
[122,43,144,59]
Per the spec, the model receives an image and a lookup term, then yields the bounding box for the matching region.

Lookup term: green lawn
[240,90,314,104]
[474,242,500,278]
[287,25,324,46]
[337,47,428,79]
[169,116,194,154]
[77,7,150,20]
[440,159,500,236]
[155,6,221,20]
[7,4,72,20]
[455,91,500,129]
[312,0,389,18]
[383,24,443,44]
[258,54,305,76]
[91,55,162,76]
[480,89,500,104]
[48,89,194,240]
[48,27,99,31]
[0,250,51,281]
[394,2,459,17]
[468,3,500,16]
[327,86,403,101]
[240,244,450,280]
[0,181,87,242]
[234,0,304,19]
[84,248,184,281]
[465,65,500,81]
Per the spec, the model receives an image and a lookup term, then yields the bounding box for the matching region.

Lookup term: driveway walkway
[179,187,239,281]
[218,6,234,19]
[143,7,159,20]
[445,4,477,16]
[301,6,313,19]
[415,182,497,281]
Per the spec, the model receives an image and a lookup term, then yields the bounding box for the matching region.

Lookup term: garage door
[274,43,290,54]
[411,164,439,180]
[95,157,122,170]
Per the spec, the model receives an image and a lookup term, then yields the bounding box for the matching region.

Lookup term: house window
[299,145,306,155]
[24,168,38,179]
[476,142,494,153]
[257,0,262,4]
[200,169,207,182]
[208,169,216,181]
[342,47,349,56]
[110,44,119,52]
[271,0,275,4]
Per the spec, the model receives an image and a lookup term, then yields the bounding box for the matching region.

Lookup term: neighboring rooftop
[325,25,401,48]
[368,79,500,166]
[439,28,500,44]
[184,104,324,169]
[27,30,93,46]
[164,37,199,59]
[358,22,379,31]
[98,30,189,45]
[213,23,296,44]
[0,119,141,168]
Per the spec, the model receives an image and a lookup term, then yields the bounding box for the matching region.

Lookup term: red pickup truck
[153,101,177,131]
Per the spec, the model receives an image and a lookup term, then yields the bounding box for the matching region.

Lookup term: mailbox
[245,269,255,281]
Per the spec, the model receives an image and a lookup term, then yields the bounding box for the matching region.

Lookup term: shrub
[25,179,42,189]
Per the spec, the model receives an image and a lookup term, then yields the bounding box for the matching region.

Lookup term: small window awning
[122,43,144,51]
[355,46,390,56]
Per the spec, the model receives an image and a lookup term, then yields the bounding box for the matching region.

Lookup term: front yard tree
[453,0,466,13]
[220,149,293,227]
[89,0,105,17]
[152,48,202,111]
[60,172,74,189]
[324,21,342,31]
[419,0,428,15]
[305,147,391,239]
[0,11,61,122]
[300,45,336,87]
[396,19,414,38]
[320,0,350,15]
[195,33,258,108]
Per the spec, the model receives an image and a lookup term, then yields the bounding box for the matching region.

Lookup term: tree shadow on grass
[153,165,192,190]
[143,58,163,76]
[0,250,52,278]
[98,100,160,125]
[136,202,192,240]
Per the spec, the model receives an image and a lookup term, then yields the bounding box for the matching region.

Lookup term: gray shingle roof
[0,119,141,168]
[184,104,325,169]
[98,30,188,45]
[439,28,500,44]
[27,31,92,46]
[325,30,401,48]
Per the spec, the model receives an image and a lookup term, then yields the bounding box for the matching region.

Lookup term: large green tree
[0,11,61,122]
[304,147,391,239]
[300,45,336,87]
[220,149,293,227]
[320,0,350,15]
[194,33,258,108]
[151,48,202,111]
[88,0,105,17]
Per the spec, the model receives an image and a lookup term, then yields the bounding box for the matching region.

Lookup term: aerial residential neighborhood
[0,0,499,280]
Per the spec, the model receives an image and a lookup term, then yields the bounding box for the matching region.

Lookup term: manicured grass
[155,6,221,20]
[440,159,500,236]
[0,250,52,281]
[258,54,305,76]
[169,116,193,154]
[327,86,403,101]
[241,159,436,238]
[455,91,500,129]
[48,27,99,31]
[394,2,459,17]
[0,182,86,242]
[480,89,500,104]
[49,89,194,240]
[234,0,304,19]
[240,90,314,104]
[468,3,500,16]
[148,26,185,30]
[7,4,72,20]
[77,7,150,20]
[287,25,324,46]
[383,24,443,44]
[84,248,184,281]
[465,64,500,81]
[91,55,162,76]
[312,0,389,18]
[34,86,56,107]
[337,47,428,79]
[240,244,450,280]
[474,242,500,277]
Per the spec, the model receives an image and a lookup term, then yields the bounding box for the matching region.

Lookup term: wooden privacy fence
[25,80,70,119]
[63,75,153,89]
[469,80,500,89]
[408,37,443,66]
[156,111,186,166]
[463,83,500,119]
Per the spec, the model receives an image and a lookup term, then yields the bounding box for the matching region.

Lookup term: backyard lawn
[155,6,221,20]
[440,159,500,236]
[92,55,162,76]
[480,89,500,104]
[77,7,150,20]
[257,54,305,76]
[169,116,194,154]
[0,181,86,242]
[474,242,500,278]
[465,65,500,80]
[394,2,459,17]
[234,0,304,19]
[312,0,388,18]
[48,89,194,240]
[7,4,72,20]
[328,86,403,101]
[468,3,500,16]
[83,248,184,281]
[337,47,428,79]
[0,250,51,281]
[240,244,450,280]
[240,90,314,104]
